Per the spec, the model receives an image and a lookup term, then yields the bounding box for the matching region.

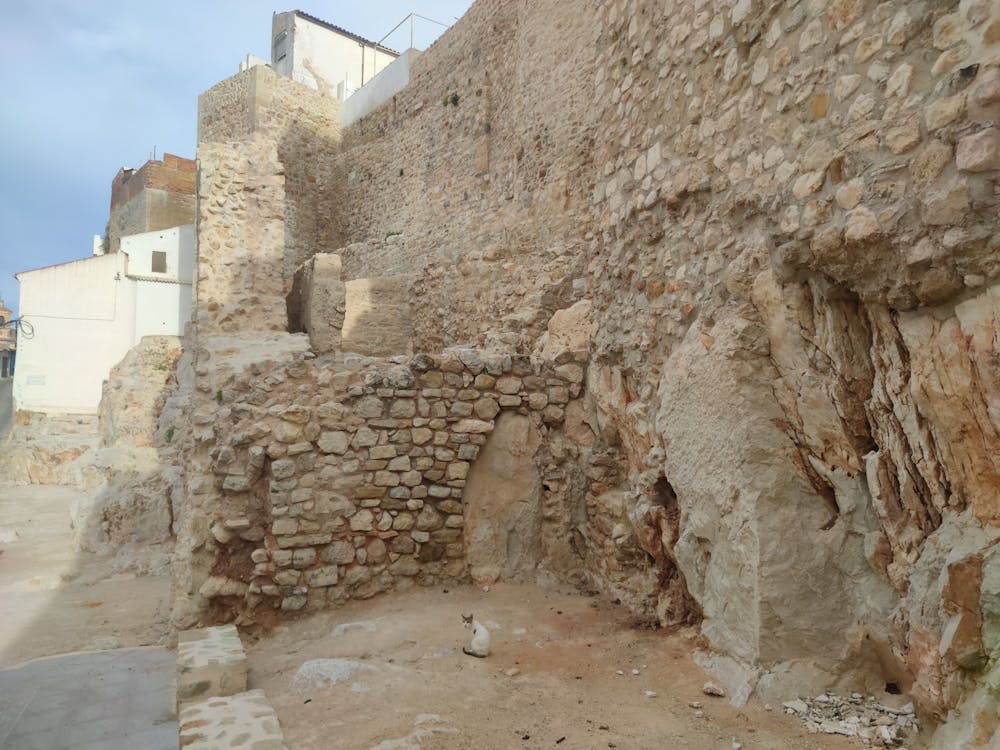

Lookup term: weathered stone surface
[341,277,413,357]
[956,127,1000,172]
[178,689,287,749]
[318,431,350,454]
[463,413,543,585]
[177,625,247,706]
[173,5,1000,748]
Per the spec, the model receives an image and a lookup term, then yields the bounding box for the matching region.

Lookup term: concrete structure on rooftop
[14,225,195,413]
[271,10,398,101]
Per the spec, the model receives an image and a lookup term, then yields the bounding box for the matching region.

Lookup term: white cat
[461,613,491,658]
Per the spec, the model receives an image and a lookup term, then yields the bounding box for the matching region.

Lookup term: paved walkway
[0,648,176,750]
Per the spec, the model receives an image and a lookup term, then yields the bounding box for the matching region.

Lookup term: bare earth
[246,584,858,750]
[0,483,172,668]
[0,485,889,749]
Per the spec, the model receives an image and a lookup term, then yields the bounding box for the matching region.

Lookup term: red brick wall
[109,153,195,215]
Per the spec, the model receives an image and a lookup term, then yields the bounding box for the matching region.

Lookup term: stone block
[318,431,350,454]
[177,624,248,707]
[341,276,414,357]
[178,689,287,749]
[288,253,345,354]
[956,128,1000,173]
[306,565,340,587]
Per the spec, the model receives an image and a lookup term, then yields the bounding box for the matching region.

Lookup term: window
[151,251,167,273]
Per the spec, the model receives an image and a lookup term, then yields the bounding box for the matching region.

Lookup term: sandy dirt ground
[246,584,862,750]
[0,483,172,668]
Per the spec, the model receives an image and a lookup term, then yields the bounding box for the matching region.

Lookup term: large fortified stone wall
[184,0,1000,743]
[583,0,1000,736]
[326,0,599,350]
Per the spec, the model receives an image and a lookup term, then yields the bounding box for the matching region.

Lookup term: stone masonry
[170,1,1000,746]
[177,345,586,619]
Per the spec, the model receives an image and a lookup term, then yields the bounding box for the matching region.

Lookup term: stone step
[178,689,287,749]
[176,624,248,706]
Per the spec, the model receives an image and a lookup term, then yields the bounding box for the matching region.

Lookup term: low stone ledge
[177,624,248,706]
[178,689,287,749]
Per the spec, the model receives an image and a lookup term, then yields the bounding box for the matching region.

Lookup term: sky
[0,0,474,316]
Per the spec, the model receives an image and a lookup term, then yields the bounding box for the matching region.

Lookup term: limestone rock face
[462,413,544,585]
[99,336,181,448]
[72,457,175,554]
[537,300,594,361]
[0,412,101,487]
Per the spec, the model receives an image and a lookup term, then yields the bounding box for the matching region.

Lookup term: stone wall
[172,342,588,624]
[195,140,288,334]
[198,66,345,280]
[580,0,1000,732]
[323,0,599,350]
[183,0,1000,742]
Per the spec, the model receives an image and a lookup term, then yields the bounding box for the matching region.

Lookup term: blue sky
[0,1,473,315]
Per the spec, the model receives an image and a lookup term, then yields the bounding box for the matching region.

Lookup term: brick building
[106,153,196,253]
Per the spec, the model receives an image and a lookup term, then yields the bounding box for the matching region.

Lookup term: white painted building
[271,11,398,101]
[13,225,194,414]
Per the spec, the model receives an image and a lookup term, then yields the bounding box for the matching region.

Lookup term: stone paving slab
[178,689,287,749]
[0,647,176,750]
[177,624,247,706]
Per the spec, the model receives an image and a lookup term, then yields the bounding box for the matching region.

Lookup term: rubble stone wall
[328,0,599,350]
[197,66,344,317]
[195,140,288,334]
[175,343,588,623]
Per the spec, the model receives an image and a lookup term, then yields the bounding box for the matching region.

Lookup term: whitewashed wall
[14,225,194,414]
[272,12,396,100]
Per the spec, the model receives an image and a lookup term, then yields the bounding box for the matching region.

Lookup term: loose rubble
[702,681,726,697]
[783,693,920,747]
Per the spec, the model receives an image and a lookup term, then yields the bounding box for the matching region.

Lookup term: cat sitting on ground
[461,613,491,658]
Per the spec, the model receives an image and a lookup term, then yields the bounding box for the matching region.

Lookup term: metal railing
[378,12,450,52]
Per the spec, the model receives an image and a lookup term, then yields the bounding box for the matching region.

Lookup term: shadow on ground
[0,483,175,750]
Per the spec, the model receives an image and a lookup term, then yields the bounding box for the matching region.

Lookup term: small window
[151,251,167,273]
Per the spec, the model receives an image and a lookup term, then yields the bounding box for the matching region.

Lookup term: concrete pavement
[0,485,176,749]
[0,648,176,749]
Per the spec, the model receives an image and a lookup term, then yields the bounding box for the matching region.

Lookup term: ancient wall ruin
[182,348,585,618]
[178,1,1000,745]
